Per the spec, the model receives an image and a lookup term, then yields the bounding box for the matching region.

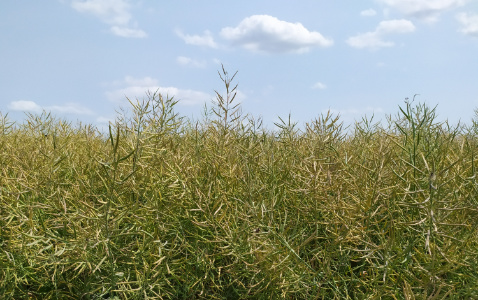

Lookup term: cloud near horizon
[323,106,385,124]
[8,100,93,115]
[220,15,334,53]
[105,76,213,106]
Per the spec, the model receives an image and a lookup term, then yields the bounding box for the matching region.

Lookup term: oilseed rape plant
[1,68,478,299]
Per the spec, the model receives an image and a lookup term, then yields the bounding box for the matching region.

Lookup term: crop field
[1,70,478,299]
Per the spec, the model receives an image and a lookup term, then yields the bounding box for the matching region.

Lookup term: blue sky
[1,0,478,130]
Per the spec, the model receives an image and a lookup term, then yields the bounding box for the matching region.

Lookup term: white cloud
[71,0,130,25]
[376,19,416,34]
[110,26,147,38]
[323,106,385,125]
[348,32,394,49]
[457,12,478,37]
[312,82,327,89]
[96,116,114,124]
[176,30,217,48]
[377,0,467,22]
[161,87,213,106]
[47,103,93,115]
[326,106,384,116]
[71,0,147,38]
[361,9,377,17]
[106,76,213,106]
[8,100,42,113]
[8,100,93,115]
[347,19,415,49]
[220,15,333,53]
[177,56,207,68]
[124,76,158,86]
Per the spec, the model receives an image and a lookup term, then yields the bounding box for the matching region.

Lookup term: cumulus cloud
[177,56,207,68]
[220,15,333,53]
[8,100,93,115]
[347,19,415,49]
[176,30,217,48]
[71,0,147,38]
[361,9,377,17]
[106,76,212,106]
[312,82,327,89]
[457,12,478,37]
[377,0,467,22]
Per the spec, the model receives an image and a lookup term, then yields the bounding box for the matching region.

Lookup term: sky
[1,0,478,131]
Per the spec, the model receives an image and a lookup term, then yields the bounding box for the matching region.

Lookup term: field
[1,70,478,299]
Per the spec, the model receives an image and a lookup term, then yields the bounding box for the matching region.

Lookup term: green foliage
[1,71,478,299]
